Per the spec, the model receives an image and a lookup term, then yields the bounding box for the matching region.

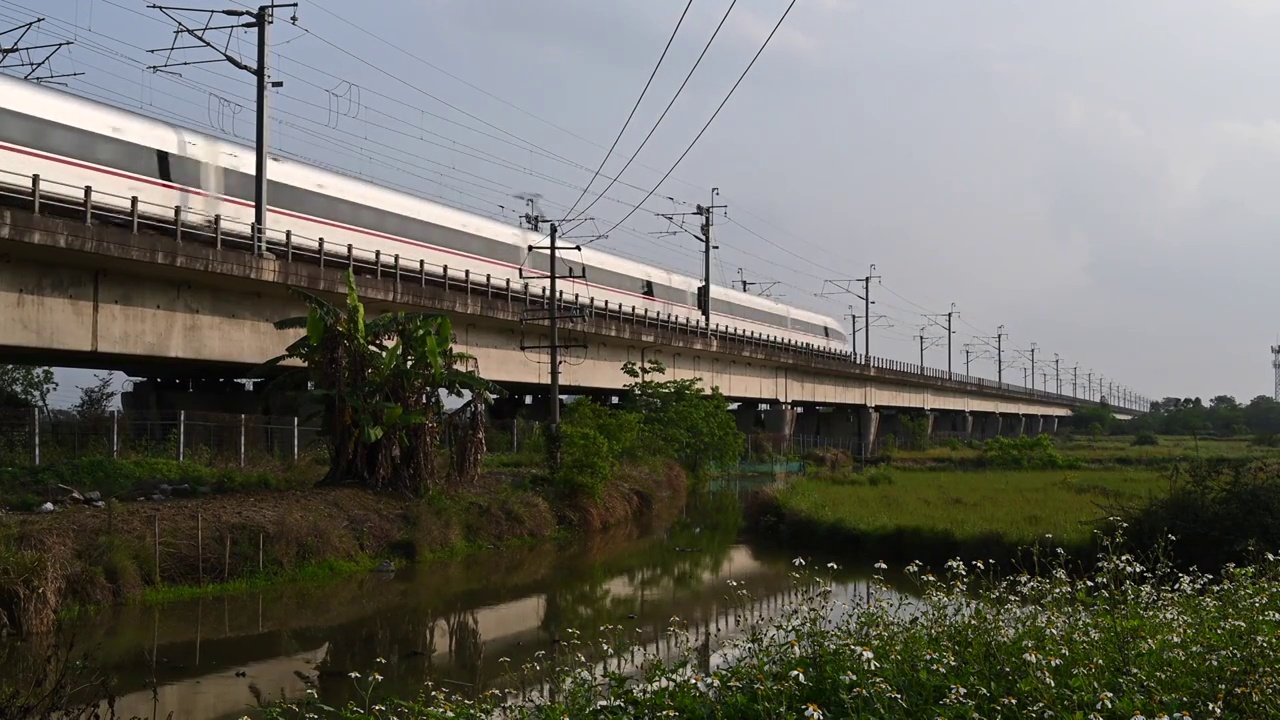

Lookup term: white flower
[789,668,807,684]
[874,561,888,570]
[804,703,824,720]
[375,656,387,664]
[826,562,839,570]
[793,557,806,567]
[370,672,383,682]
[347,671,361,679]
[1097,692,1113,709]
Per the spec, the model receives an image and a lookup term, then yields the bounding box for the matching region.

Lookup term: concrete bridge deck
[0,184,1139,443]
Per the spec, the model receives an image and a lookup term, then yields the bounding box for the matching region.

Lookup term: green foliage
[863,466,895,486]
[981,435,1079,469]
[555,423,614,499]
[71,374,116,419]
[1122,459,1280,570]
[1132,430,1159,447]
[0,457,317,509]
[266,270,499,494]
[896,414,930,449]
[619,359,743,477]
[1070,404,1114,434]
[261,534,1280,720]
[0,365,55,410]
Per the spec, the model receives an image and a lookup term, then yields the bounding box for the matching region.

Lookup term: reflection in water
[2,488,888,720]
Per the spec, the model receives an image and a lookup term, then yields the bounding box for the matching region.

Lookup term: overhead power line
[595,0,798,241]
[563,0,693,220]
[568,0,739,228]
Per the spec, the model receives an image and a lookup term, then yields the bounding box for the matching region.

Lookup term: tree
[0,365,56,411]
[620,359,744,477]
[71,374,117,419]
[265,270,499,494]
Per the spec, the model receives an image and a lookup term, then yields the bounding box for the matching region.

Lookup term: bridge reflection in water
[20,491,886,720]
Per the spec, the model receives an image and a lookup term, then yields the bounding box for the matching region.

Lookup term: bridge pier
[973,412,1001,440]
[734,403,761,434]
[763,403,796,438]
[1012,415,1027,437]
[858,407,879,459]
[1045,416,1059,435]
[1028,415,1045,437]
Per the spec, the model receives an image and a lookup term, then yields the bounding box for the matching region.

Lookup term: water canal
[6,483,896,719]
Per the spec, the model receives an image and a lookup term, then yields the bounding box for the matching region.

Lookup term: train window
[824,326,830,339]
[642,280,655,298]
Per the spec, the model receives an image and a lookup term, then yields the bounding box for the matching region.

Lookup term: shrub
[1132,431,1160,447]
[554,424,614,499]
[863,466,895,487]
[981,435,1079,470]
[1122,459,1280,570]
[1252,433,1280,448]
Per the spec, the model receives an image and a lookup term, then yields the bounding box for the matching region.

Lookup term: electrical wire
[564,0,693,220]
[593,0,797,242]
[567,0,739,226]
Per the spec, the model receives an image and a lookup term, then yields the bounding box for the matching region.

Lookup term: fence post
[292,416,299,461]
[31,407,39,466]
[318,238,325,269]
[111,409,119,459]
[258,533,263,575]
[130,196,139,234]
[174,205,183,242]
[285,230,293,262]
[512,420,518,453]
[214,215,222,249]
[224,534,231,581]
[197,512,203,586]
[83,185,92,225]
[154,514,160,585]
[239,414,246,467]
[31,174,40,215]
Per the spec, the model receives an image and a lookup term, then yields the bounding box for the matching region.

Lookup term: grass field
[891,434,1280,467]
[758,467,1168,559]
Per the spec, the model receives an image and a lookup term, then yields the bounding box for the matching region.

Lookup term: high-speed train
[0,73,847,351]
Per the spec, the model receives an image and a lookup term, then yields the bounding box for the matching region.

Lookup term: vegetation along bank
[0,272,745,636]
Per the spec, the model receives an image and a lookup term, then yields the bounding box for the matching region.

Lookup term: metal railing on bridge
[0,169,1141,413]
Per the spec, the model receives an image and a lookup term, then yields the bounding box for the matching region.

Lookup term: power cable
[593,0,797,242]
[568,0,739,226]
[563,0,693,219]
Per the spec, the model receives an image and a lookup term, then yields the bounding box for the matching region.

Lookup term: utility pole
[818,265,880,362]
[657,188,724,325]
[1054,354,1061,395]
[924,303,958,376]
[963,343,974,375]
[1072,364,1079,398]
[1028,343,1038,388]
[995,325,1008,385]
[844,305,859,357]
[0,19,84,84]
[518,208,587,469]
[147,3,298,254]
[1086,371,1094,401]
[914,326,940,368]
[1022,366,1030,388]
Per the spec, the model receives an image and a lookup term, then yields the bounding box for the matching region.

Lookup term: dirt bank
[0,462,688,635]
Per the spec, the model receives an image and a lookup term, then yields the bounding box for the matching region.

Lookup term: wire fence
[0,408,551,468]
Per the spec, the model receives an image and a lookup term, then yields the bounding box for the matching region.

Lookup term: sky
[5,0,1278,403]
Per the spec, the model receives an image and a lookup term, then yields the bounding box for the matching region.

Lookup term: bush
[1122,459,1280,570]
[981,435,1079,470]
[863,466,895,487]
[554,424,614,499]
[1252,433,1280,448]
[1132,431,1160,447]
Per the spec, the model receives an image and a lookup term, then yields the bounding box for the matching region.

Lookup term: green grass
[140,556,378,603]
[764,468,1167,557]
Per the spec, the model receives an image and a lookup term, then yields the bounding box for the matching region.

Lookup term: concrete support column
[925,411,937,438]
[764,403,796,438]
[962,412,974,439]
[1028,415,1044,437]
[1046,416,1059,435]
[794,407,821,438]
[1014,415,1027,437]
[977,413,1001,440]
[859,406,880,458]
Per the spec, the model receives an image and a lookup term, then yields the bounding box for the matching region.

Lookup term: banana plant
[261,270,500,494]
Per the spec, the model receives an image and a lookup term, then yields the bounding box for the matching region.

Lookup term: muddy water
[17,488,888,720]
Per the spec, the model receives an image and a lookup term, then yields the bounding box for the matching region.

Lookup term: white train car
[0,74,847,351]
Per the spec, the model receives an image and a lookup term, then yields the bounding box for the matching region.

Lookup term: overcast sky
[10,0,1280,403]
